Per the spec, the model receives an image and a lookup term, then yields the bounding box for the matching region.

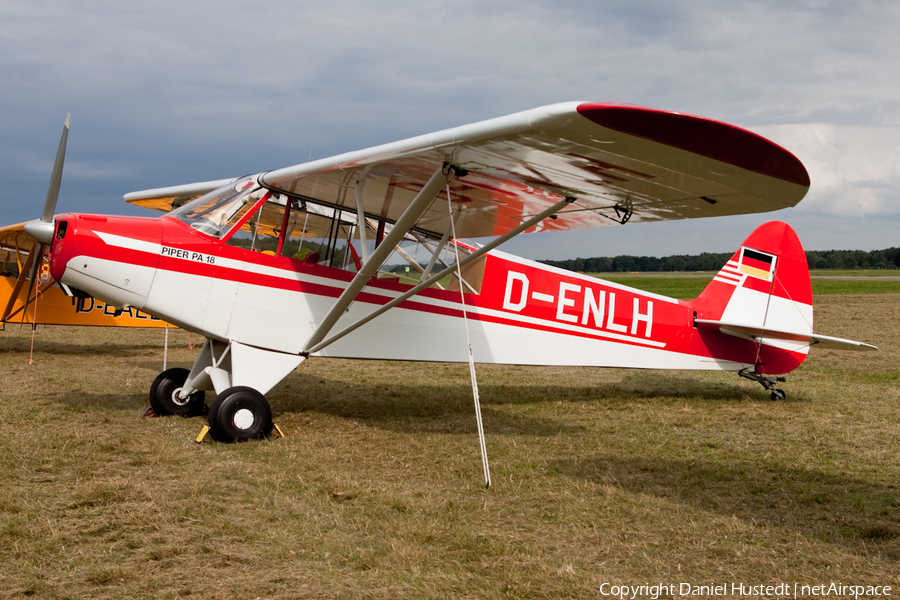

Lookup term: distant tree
[885,248,900,268]
[540,247,899,273]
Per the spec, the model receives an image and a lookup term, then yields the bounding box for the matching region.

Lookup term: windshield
[168,176,268,239]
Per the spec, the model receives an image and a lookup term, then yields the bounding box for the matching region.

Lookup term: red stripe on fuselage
[56,214,807,369]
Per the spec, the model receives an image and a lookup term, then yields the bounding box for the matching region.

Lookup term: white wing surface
[127,102,811,240]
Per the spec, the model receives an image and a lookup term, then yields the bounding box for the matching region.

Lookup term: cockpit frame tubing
[419,214,458,281]
[301,164,456,354]
[355,167,372,266]
[216,190,273,244]
[275,198,293,256]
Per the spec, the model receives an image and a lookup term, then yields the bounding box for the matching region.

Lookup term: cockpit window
[168,176,267,239]
[174,184,485,294]
[281,202,361,270]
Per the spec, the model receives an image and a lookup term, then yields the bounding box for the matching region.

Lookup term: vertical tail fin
[691,221,813,374]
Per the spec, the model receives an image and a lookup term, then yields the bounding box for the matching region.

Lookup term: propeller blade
[24,114,70,245]
[21,244,46,321]
[42,114,70,224]
[26,243,45,286]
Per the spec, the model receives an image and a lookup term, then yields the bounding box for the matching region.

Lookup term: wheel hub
[171,387,191,406]
[233,408,255,430]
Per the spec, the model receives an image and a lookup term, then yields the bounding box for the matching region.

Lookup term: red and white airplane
[11,102,874,443]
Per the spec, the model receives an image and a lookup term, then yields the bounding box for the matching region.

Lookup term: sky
[1,0,898,260]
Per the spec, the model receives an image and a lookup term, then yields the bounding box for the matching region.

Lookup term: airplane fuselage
[49,211,800,378]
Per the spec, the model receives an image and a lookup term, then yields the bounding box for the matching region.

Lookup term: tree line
[540,248,900,273]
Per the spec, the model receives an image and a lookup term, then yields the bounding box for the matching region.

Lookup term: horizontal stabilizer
[696,319,877,351]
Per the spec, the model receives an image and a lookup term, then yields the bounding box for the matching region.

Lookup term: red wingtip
[576,103,810,188]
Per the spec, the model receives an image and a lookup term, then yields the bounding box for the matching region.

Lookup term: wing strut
[354,168,372,266]
[419,216,457,281]
[2,245,40,323]
[411,230,477,294]
[304,195,577,355]
[302,164,459,353]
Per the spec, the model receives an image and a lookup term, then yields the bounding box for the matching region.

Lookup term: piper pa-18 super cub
[15,102,874,444]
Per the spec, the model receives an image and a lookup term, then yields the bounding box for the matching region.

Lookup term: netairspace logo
[598,582,891,599]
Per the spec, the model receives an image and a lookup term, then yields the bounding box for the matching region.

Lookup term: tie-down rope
[28,288,42,364]
[446,184,491,489]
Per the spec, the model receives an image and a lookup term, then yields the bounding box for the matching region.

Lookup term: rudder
[692,221,813,374]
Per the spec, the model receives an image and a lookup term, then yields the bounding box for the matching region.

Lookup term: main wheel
[208,386,273,443]
[149,368,206,417]
[770,389,786,401]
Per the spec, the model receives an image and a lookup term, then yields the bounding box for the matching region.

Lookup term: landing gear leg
[739,369,787,401]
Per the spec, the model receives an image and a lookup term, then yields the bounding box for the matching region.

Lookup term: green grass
[809,278,900,295]
[590,272,899,299]
[0,293,898,598]
[810,269,900,277]
[594,274,712,299]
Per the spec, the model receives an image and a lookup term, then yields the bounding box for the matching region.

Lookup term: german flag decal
[738,247,776,281]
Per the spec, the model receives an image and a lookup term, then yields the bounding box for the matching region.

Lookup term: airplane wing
[125,178,236,212]
[0,222,35,258]
[124,102,810,240]
[696,319,878,351]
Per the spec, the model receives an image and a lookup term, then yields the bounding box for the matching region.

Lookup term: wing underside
[0,222,34,261]
[124,178,236,213]
[125,102,810,240]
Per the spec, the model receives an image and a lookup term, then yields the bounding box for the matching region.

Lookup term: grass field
[596,272,899,300]
[1,284,898,598]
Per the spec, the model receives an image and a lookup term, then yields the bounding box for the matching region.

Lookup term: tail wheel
[208,386,273,443]
[149,367,206,417]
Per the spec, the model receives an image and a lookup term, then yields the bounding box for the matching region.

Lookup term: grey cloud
[2,0,898,256]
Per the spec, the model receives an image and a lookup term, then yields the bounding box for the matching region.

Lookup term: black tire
[207,386,273,443]
[149,368,206,417]
[770,389,786,401]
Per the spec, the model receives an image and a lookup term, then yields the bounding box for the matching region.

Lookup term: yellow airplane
[1,225,167,328]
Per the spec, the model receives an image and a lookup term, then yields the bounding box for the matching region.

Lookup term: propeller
[18,114,70,316]
[24,114,69,246]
